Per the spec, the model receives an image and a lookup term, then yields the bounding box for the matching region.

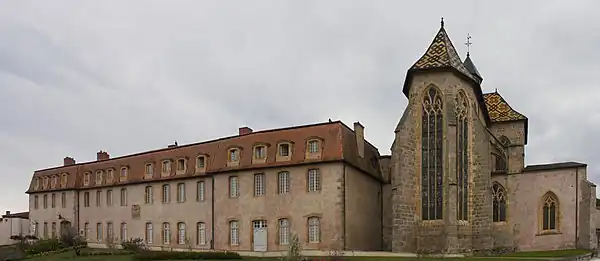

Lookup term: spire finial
[440,17,444,28]
[465,34,472,57]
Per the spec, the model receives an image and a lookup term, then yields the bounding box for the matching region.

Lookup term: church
[386,19,598,253]
[25,20,598,255]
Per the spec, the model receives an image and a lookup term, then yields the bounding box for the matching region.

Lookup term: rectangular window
[177,159,185,171]
[33,222,39,238]
[177,183,185,203]
[107,222,114,240]
[83,223,89,239]
[230,221,239,245]
[96,190,102,207]
[120,223,127,241]
[162,161,171,173]
[145,223,153,244]
[279,144,290,157]
[308,140,319,153]
[43,195,48,209]
[96,223,103,242]
[278,171,290,194]
[51,193,56,208]
[254,173,265,196]
[177,223,186,244]
[84,192,90,207]
[254,146,266,159]
[196,156,205,168]
[120,188,127,206]
[308,217,320,243]
[229,176,239,198]
[228,149,239,162]
[120,167,128,180]
[162,223,171,245]
[279,219,290,245]
[162,184,170,203]
[34,195,39,209]
[145,186,153,204]
[197,181,205,201]
[106,189,113,206]
[308,169,321,192]
[145,164,154,175]
[51,222,56,238]
[61,193,66,208]
[197,222,206,245]
[43,222,48,238]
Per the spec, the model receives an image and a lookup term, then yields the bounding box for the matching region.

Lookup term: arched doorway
[60,221,72,236]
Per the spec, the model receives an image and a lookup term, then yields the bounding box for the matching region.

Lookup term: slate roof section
[463,54,483,84]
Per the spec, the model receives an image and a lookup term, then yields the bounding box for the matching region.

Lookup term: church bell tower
[390,19,493,254]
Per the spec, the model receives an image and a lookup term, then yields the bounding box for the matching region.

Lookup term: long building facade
[26,21,599,253]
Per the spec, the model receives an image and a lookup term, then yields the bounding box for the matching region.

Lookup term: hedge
[133,251,242,260]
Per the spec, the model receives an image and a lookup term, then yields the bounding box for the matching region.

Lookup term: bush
[24,238,64,255]
[133,251,242,261]
[121,238,148,253]
[80,250,135,256]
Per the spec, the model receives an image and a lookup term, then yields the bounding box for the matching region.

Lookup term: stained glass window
[492,182,507,222]
[542,192,558,231]
[421,87,444,221]
[455,92,469,221]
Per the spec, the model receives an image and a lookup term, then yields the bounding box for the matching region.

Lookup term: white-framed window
[162,222,171,245]
[177,159,186,171]
[106,189,113,206]
[278,143,290,157]
[278,171,290,194]
[162,160,172,173]
[197,181,205,201]
[279,218,290,245]
[107,222,114,240]
[254,173,265,196]
[162,184,171,203]
[96,223,103,242]
[308,169,321,192]
[254,145,266,159]
[197,222,206,245]
[229,220,239,245]
[177,222,186,245]
[228,149,240,162]
[196,156,206,168]
[83,222,89,239]
[177,183,185,203]
[120,222,127,241]
[308,217,320,243]
[145,163,154,176]
[229,176,239,198]
[145,223,153,244]
[308,140,320,153]
[145,186,153,204]
[120,188,127,206]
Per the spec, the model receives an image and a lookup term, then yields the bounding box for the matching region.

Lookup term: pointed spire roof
[463,53,483,84]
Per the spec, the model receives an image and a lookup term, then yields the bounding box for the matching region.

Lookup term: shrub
[24,238,64,255]
[80,250,135,256]
[133,251,242,261]
[121,238,148,253]
[59,227,81,247]
[283,233,304,261]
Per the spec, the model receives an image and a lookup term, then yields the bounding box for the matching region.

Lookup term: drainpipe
[575,168,579,248]
[211,176,215,250]
[342,164,347,250]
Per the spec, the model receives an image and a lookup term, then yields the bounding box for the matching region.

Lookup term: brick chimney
[96,151,110,161]
[64,157,76,166]
[239,127,253,136]
[354,122,365,158]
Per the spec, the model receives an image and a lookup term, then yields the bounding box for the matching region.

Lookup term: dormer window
[308,140,320,153]
[254,146,266,160]
[106,169,114,183]
[196,156,206,169]
[162,160,172,177]
[120,167,128,182]
[145,163,154,177]
[95,171,104,185]
[34,178,40,190]
[84,172,91,186]
[176,158,187,175]
[227,148,241,167]
[51,175,58,188]
[60,174,68,188]
[279,143,290,157]
[43,177,49,189]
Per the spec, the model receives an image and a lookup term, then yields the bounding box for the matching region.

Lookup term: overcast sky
[0,1,598,212]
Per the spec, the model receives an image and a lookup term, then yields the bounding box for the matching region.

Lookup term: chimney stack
[96,151,110,161]
[63,157,76,166]
[239,127,253,136]
[5,211,9,216]
[354,122,365,158]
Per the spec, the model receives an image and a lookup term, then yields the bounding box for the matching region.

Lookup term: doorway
[252,220,267,252]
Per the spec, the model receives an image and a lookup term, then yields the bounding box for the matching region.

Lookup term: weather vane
[465,34,472,56]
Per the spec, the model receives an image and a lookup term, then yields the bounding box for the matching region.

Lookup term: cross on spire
[465,34,472,56]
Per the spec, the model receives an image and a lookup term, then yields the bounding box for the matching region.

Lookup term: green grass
[500,248,592,257]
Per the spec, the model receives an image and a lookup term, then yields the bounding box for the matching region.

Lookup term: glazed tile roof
[409,25,475,82]
[483,92,527,122]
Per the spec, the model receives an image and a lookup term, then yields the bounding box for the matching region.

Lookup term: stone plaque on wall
[131,204,141,219]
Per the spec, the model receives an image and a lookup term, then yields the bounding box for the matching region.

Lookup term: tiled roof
[27,121,383,193]
[483,92,527,123]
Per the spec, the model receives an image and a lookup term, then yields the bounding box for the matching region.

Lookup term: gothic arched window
[421,87,444,221]
[541,192,559,231]
[492,182,507,222]
[456,91,469,221]
[494,154,507,172]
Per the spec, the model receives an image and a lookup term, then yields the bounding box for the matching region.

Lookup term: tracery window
[456,92,469,221]
[492,182,507,222]
[421,87,444,220]
[541,192,559,231]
